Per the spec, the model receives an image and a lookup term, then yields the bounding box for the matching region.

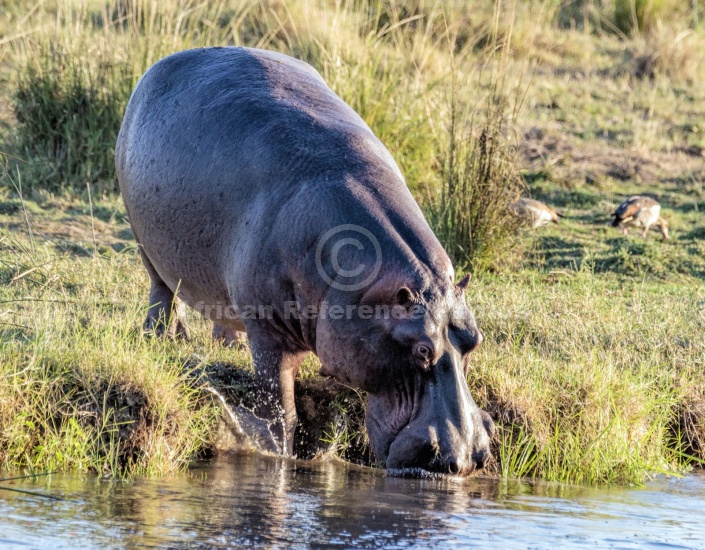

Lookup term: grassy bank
[1,194,703,483]
[1,0,705,483]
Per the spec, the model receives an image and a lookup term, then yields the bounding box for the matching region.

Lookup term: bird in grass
[611,196,669,239]
[514,198,561,228]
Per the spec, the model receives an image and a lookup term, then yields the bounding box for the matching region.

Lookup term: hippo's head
[316,272,494,475]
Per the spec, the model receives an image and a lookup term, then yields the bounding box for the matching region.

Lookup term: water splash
[203,385,282,455]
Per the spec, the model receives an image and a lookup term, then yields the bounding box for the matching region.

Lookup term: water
[0,454,704,549]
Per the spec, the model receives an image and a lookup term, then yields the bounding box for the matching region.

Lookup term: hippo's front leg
[246,324,307,455]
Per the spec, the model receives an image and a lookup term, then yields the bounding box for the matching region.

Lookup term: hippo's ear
[456,273,471,292]
[361,275,415,308]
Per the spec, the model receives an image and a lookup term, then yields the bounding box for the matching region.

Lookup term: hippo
[116,47,494,474]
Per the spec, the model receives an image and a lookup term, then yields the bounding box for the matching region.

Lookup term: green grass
[1,0,705,483]
[469,268,705,482]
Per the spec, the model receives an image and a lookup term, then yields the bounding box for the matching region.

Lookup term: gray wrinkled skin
[116,47,494,474]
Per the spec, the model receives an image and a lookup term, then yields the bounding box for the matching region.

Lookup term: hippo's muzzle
[385,408,494,475]
[370,353,494,476]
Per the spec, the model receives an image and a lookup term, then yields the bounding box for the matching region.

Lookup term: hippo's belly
[127,187,238,319]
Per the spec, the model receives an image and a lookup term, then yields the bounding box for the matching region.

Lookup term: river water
[0,453,703,549]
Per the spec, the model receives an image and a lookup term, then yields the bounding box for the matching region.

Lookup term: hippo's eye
[413,343,433,369]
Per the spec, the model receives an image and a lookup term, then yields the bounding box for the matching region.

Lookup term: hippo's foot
[143,299,190,339]
[139,248,190,339]
[212,323,248,349]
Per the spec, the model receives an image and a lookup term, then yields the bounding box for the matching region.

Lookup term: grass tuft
[424,8,528,273]
[12,44,132,195]
[426,97,526,273]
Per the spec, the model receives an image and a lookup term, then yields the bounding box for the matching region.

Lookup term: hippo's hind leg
[212,322,248,348]
[139,248,190,339]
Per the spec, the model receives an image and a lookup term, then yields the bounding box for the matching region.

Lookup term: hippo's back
[116,47,401,308]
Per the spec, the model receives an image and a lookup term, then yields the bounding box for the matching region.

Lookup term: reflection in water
[0,454,704,548]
